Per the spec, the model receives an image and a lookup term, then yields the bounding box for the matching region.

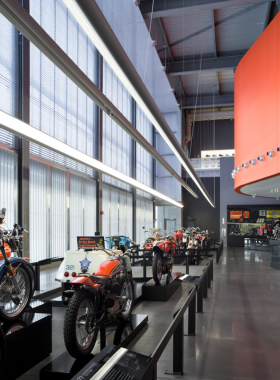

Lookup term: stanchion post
[203,272,208,298]
[187,293,196,336]
[143,256,147,282]
[197,285,203,313]
[35,264,40,291]
[211,259,213,281]
[165,313,184,375]
[185,255,189,274]
[208,265,211,288]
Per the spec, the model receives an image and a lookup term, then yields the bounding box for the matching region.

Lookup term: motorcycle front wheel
[64,289,99,358]
[0,263,32,322]
[153,252,163,284]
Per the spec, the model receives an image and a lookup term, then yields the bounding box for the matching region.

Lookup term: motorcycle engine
[105,292,121,319]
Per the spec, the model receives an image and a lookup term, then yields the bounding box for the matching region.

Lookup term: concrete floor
[18,246,280,380]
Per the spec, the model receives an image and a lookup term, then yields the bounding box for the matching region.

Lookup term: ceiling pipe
[73,0,215,207]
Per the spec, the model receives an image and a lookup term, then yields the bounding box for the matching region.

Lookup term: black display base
[27,299,52,316]
[2,313,52,380]
[142,273,182,302]
[40,313,148,380]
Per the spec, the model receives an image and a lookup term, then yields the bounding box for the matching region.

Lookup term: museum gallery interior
[0,0,280,379]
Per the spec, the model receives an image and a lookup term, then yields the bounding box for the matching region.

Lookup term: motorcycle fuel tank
[95,260,123,278]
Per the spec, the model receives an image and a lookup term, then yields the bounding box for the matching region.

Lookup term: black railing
[31,257,64,291]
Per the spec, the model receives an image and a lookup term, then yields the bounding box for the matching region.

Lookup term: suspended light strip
[0,111,183,208]
[62,0,215,208]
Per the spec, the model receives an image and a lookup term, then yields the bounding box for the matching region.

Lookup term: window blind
[102,60,134,191]
[136,105,153,199]
[0,14,19,150]
[29,0,99,177]
[136,197,153,245]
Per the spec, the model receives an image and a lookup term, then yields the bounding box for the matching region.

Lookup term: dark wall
[220,157,280,244]
[183,177,220,240]
[190,119,234,158]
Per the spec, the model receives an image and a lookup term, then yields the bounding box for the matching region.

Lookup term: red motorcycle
[63,249,134,358]
[152,234,176,284]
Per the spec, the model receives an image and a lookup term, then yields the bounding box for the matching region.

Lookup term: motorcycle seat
[89,275,108,284]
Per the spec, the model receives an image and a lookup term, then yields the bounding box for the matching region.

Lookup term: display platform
[142,272,182,302]
[2,312,52,380]
[40,313,148,380]
[71,344,152,380]
[27,299,52,316]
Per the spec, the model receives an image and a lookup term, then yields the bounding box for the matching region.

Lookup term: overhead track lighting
[0,0,198,200]
[0,111,183,209]
[62,0,215,208]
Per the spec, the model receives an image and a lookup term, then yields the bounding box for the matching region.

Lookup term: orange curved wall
[234,12,280,194]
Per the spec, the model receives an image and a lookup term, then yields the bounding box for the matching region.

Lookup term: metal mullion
[47,165,51,258]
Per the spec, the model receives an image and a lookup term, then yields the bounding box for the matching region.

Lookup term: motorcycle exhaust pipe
[62,290,75,298]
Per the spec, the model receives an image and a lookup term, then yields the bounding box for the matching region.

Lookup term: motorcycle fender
[70,276,95,286]
[0,257,28,281]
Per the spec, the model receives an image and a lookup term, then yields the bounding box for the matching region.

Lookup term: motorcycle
[152,232,176,284]
[173,227,185,248]
[63,247,134,358]
[0,208,32,321]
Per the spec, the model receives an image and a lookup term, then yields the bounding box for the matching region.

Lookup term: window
[136,197,153,245]
[102,184,133,239]
[29,0,99,177]
[136,105,153,199]
[102,60,134,190]
[0,14,19,150]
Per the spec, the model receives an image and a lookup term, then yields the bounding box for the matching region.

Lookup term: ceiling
[139,0,279,115]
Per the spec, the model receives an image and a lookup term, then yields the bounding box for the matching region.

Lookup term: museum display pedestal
[2,312,52,380]
[142,273,182,302]
[40,314,148,380]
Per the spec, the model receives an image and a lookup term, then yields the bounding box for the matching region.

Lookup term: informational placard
[77,236,105,250]
[230,211,242,219]
[259,210,266,216]
[71,345,152,380]
[243,211,250,219]
[266,210,280,219]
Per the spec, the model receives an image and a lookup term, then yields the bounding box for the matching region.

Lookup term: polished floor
[17,247,280,379]
[156,247,280,380]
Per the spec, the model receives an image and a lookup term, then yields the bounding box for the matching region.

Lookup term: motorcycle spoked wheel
[0,262,32,322]
[153,252,163,284]
[117,275,134,322]
[0,326,6,376]
[64,290,99,358]
[23,262,36,297]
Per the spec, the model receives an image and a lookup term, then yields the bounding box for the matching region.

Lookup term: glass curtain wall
[102,184,133,240]
[102,60,134,191]
[29,0,99,259]
[0,14,19,224]
[30,159,97,261]
[136,197,153,245]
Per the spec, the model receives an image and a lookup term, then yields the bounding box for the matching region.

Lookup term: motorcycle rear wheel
[0,263,32,322]
[153,252,163,284]
[64,289,99,358]
[117,275,134,322]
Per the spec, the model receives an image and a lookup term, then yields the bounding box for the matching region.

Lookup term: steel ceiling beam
[0,0,199,199]
[157,3,264,53]
[167,55,243,76]
[211,10,217,58]
[182,93,234,109]
[139,0,272,19]
[155,18,185,98]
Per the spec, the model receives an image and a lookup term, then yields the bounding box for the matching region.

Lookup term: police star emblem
[79,257,92,271]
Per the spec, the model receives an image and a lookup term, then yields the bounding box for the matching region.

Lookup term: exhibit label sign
[77,236,105,250]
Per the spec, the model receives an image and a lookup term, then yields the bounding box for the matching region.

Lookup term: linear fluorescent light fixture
[62,0,215,208]
[0,111,183,209]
